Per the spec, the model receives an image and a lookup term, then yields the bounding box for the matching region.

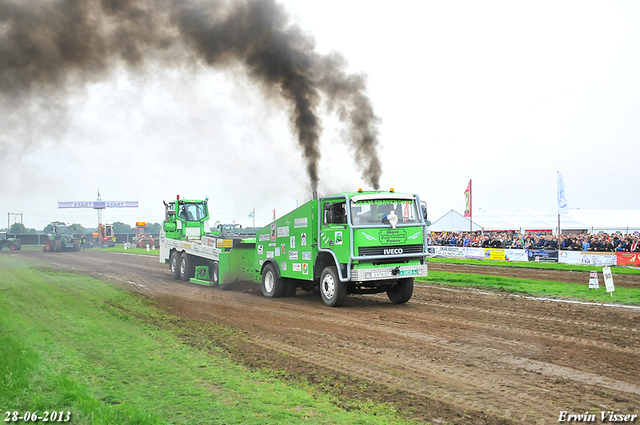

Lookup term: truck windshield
[178,202,207,221]
[350,199,420,225]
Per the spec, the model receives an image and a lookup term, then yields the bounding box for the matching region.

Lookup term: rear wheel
[320,266,347,307]
[211,262,220,287]
[179,252,195,281]
[169,251,181,279]
[387,278,414,304]
[261,263,285,298]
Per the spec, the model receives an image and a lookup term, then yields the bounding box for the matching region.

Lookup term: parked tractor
[132,222,155,248]
[0,232,22,251]
[43,224,80,252]
[93,223,116,248]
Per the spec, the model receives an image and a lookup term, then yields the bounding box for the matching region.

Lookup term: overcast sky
[2,0,639,231]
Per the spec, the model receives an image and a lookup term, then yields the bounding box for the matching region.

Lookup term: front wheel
[261,263,285,298]
[387,278,414,304]
[319,266,347,307]
[179,252,195,281]
[211,262,220,287]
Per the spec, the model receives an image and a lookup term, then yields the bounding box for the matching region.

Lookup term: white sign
[277,226,289,237]
[602,266,615,294]
[588,271,599,289]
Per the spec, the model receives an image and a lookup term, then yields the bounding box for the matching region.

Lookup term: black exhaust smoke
[0,0,382,191]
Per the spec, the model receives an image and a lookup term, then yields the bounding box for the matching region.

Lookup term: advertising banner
[616,253,640,267]
[426,246,466,258]
[559,251,617,266]
[527,248,558,262]
[558,250,583,265]
[484,248,506,261]
[505,249,528,262]
[58,201,139,209]
[465,247,485,260]
[579,252,617,267]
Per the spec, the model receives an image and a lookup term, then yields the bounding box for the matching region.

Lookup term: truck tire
[54,240,62,252]
[387,278,414,304]
[211,262,219,287]
[169,251,181,279]
[179,252,195,281]
[320,266,347,307]
[261,263,285,298]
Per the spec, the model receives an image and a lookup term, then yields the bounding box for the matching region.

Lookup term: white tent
[427,209,483,232]
[567,209,640,234]
[428,208,640,234]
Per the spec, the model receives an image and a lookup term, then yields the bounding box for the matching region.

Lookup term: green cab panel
[255,200,317,282]
[354,226,424,247]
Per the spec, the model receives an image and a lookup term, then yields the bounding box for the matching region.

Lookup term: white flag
[557,172,568,215]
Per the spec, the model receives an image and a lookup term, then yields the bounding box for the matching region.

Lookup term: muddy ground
[14,249,640,424]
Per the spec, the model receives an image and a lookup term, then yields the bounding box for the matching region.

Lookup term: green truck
[160,190,428,307]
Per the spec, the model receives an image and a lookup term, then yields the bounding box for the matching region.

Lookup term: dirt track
[16,249,640,424]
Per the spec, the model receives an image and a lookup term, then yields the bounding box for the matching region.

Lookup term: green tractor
[43,223,81,252]
[0,232,22,251]
[211,221,259,237]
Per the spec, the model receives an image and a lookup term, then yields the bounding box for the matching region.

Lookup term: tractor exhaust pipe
[313,191,317,200]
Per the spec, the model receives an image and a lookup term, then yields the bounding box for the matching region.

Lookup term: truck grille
[358,244,423,257]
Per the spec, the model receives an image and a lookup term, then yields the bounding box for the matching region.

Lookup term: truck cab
[163,197,210,241]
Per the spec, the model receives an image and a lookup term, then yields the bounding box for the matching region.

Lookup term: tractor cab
[163,197,209,241]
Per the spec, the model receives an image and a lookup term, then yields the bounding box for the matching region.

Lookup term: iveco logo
[384,248,403,255]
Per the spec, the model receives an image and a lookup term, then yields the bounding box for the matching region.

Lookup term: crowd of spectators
[427,231,640,252]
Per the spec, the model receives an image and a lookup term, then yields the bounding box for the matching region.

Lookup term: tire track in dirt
[19,249,640,425]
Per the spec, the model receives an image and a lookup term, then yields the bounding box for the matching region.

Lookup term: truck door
[320,200,350,264]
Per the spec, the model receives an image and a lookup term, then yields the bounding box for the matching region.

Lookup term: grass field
[417,272,640,305]
[0,255,412,425]
[3,250,639,423]
[421,257,640,305]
